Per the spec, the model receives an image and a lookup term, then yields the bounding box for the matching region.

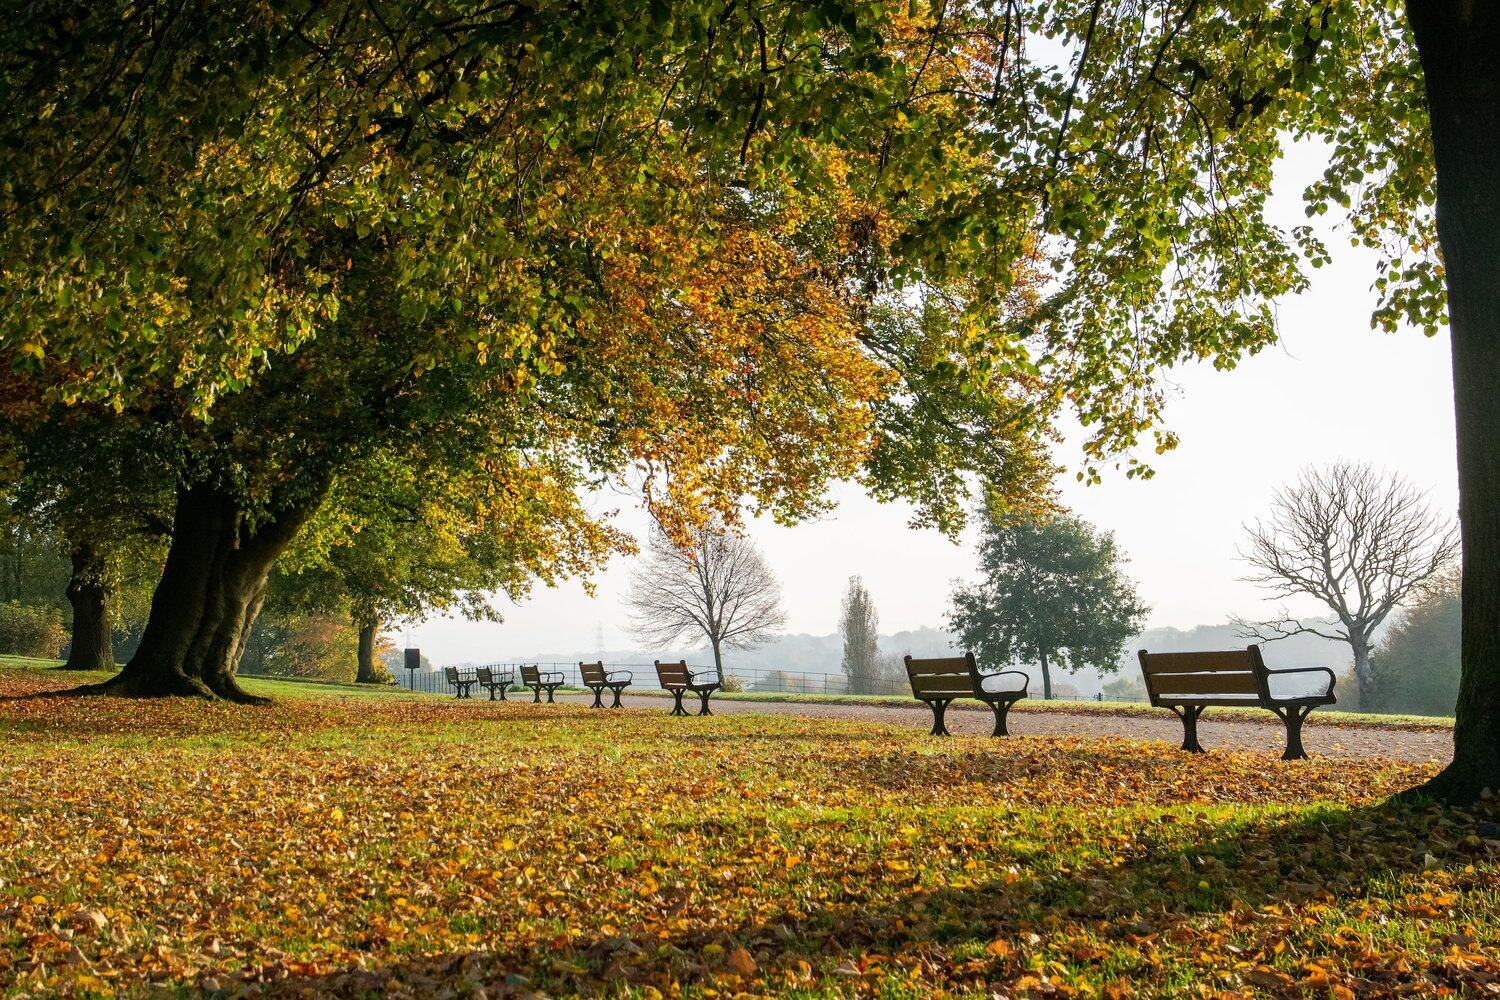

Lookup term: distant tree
[1102,673,1148,703]
[839,577,884,695]
[626,524,787,676]
[1235,463,1459,711]
[276,452,623,684]
[1373,570,1462,717]
[948,513,1148,700]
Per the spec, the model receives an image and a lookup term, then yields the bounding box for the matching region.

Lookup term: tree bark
[356,620,382,684]
[62,543,114,671]
[1406,0,1500,801]
[1039,648,1053,700]
[71,483,320,702]
[710,639,724,678]
[1350,633,1376,712]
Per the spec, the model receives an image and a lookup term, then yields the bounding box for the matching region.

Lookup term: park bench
[519,663,565,703]
[653,660,721,716]
[475,665,515,701]
[1136,645,1337,760]
[579,661,632,708]
[903,653,1029,736]
[443,666,477,699]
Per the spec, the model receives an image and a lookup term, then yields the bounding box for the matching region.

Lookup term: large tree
[626,523,787,676]
[0,2,1056,702]
[949,512,1148,700]
[1234,462,1458,710]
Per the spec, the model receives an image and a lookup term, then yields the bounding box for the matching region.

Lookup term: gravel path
[554,693,1453,763]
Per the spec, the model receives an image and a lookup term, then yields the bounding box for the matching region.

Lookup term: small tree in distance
[625,523,787,676]
[948,512,1148,700]
[840,576,885,695]
[1234,463,1459,711]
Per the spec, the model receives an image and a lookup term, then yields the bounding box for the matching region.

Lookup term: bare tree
[840,576,884,694]
[625,522,787,675]
[1234,462,1459,710]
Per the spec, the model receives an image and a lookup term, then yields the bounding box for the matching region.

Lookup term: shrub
[0,601,66,659]
[1374,571,1460,717]
[720,674,745,693]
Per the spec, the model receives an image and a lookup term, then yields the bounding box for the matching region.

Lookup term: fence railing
[391,661,913,698]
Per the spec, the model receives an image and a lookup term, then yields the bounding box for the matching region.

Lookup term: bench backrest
[1137,646,1269,704]
[579,661,606,686]
[904,653,979,700]
[444,666,461,685]
[476,666,493,683]
[655,660,689,688]
[520,664,542,685]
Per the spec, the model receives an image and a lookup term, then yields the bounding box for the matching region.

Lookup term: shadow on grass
[241,796,1497,998]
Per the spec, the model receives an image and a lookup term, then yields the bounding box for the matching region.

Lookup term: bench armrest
[604,669,632,683]
[1263,665,1337,699]
[686,668,721,686]
[538,670,564,684]
[975,669,1029,695]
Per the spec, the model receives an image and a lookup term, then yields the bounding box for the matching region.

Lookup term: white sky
[406,144,1459,665]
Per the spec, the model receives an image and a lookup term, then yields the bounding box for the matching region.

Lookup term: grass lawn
[1,661,1495,998]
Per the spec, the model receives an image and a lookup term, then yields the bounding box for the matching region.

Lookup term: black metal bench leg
[589,686,604,708]
[1172,705,1206,752]
[670,690,687,716]
[546,685,558,703]
[989,700,1011,737]
[1277,705,1311,761]
[929,698,952,736]
[498,685,507,701]
[531,685,542,704]
[697,690,712,716]
[609,685,625,708]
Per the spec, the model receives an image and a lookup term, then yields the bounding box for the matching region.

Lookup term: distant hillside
[472,620,1353,696]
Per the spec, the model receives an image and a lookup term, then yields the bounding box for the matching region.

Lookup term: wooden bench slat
[910,674,974,697]
[1140,650,1256,674]
[1149,671,1259,696]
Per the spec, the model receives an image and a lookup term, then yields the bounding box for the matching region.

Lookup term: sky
[404,145,1459,666]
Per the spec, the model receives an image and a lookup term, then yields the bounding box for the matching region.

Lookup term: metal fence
[392,661,912,698]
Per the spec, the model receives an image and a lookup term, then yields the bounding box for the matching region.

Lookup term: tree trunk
[356,620,382,684]
[62,543,114,671]
[71,483,320,702]
[1039,648,1053,701]
[710,639,724,678]
[1406,0,1500,801]
[1350,634,1376,713]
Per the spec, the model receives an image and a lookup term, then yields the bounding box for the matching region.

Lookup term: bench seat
[580,661,632,708]
[444,666,477,699]
[904,653,1028,736]
[475,665,514,701]
[654,660,720,716]
[1138,645,1336,759]
[520,664,564,703]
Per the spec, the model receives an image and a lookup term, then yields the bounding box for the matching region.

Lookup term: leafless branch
[1232,461,1459,698]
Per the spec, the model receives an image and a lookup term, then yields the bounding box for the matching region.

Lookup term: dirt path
[555,693,1453,763]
